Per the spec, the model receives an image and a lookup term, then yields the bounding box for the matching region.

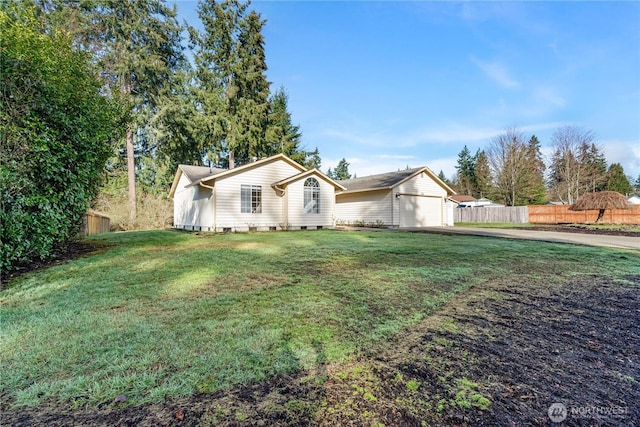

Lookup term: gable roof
[190,153,306,187]
[337,167,455,195]
[449,194,477,203]
[169,154,310,198]
[272,168,346,191]
[168,164,226,198]
[179,165,227,182]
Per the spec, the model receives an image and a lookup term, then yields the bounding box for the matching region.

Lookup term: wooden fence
[454,206,529,223]
[528,205,640,224]
[80,210,111,236]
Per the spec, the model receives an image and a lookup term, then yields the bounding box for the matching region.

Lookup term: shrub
[0,5,125,274]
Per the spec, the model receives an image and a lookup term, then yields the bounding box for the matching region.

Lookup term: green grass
[1,229,638,408]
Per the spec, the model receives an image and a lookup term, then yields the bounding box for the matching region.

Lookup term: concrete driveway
[419,227,640,250]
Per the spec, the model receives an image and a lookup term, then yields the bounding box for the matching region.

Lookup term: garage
[335,166,455,228]
[399,195,443,227]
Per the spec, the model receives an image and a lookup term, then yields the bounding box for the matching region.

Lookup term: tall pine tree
[524,135,547,204]
[56,0,186,222]
[455,145,475,196]
[473,150,492,199]
[605,163,633,195]
[190,0,270,169]
[266,87,302,157]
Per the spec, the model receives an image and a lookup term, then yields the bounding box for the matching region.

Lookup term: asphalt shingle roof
[337,167,424,192]
[178,164,226,183]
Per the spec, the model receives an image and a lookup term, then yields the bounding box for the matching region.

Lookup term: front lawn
[1,229,638,413]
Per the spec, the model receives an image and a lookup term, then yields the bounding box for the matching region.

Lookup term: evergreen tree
[265,86,322,168]
[605,163,633,195]
[455,145,475,195]
[234,8,270,162]
[151,67,204,186]
[328,159,352,180]
[473,150,492,199]
[524,135,547,204]
[437,170,451,186]
[190,0,270,169]
[266,87,301,155]
[304,147,322,170]
[635,174,640,195]
[53,0,185,222]
[579,142,607,193]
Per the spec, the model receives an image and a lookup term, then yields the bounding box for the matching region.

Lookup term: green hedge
[0,5,125,274]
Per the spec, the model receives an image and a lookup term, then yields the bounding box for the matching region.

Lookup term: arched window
[303,177,320,214]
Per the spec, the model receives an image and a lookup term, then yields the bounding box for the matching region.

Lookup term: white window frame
[241,185,262,213]
[303,177,320,214]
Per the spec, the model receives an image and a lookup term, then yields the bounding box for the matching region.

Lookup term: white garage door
[399,196,442,227]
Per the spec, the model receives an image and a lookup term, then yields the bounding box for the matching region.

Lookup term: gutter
[199,182,216,230]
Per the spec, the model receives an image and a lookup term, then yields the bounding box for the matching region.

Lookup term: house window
[303,177,320,214]
[241,185,262,213]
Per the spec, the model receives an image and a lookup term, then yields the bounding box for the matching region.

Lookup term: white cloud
[532,86,566,109]
[601,139,640,179]
[324,122,563,149]
[325,124,498,148]
[325,154,457,181]
[471,56,520,88]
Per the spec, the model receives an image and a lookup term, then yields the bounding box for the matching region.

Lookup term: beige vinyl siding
[335,189,393,225]
[213,160,301,231]
[396,171,447,198]
[287,177,336,228]
[173,174,214,229]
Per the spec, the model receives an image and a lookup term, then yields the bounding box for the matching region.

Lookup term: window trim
[303,177,320,214]
[241,184,262,214]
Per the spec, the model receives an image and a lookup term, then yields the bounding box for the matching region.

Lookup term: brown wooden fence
[528,205,640,224]
[80,210,111,236]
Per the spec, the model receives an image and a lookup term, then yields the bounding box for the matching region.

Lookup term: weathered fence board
[454,206,529,223]
[80,210,111,236]
[528,205,640,224]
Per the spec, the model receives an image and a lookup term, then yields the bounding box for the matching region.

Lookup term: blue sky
[175,1,640,181]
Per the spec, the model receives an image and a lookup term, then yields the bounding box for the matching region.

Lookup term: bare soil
[3,273,638,426]
[523,224,640,237]
[0,240,109,287]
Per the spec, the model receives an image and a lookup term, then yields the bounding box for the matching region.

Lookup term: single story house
[453,196,504,208]
[169,154,345,232]
[335,167,456,227]
[449,194,477,206]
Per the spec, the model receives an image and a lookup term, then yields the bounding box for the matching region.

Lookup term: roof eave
[337,186,393,195]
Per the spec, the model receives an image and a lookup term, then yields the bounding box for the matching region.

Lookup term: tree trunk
[229,150,235,169]
[596,208,605,223]
[127,126,136,224]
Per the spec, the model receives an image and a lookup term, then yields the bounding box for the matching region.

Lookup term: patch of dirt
[0,240,109,288]
[2,276,638,426]
[523,224,640,237]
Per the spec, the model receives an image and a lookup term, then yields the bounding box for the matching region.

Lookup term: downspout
[273,184,288,230]
[199,182,215,231]
[391,189,394,227]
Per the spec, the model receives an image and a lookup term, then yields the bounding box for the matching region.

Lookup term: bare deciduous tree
[487,128,532,206]
[548,125,605,204]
